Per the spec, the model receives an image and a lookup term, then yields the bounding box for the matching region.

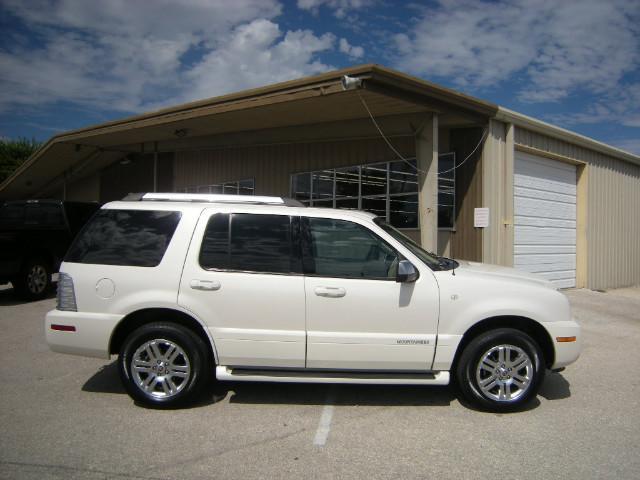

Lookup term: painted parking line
[313,389,335,446]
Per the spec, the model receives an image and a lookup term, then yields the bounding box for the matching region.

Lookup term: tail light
[57,272,77,312]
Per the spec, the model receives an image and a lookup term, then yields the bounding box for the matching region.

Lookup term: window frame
[198,212,303,276]
[289,154,456,231]
[300,216,403,281]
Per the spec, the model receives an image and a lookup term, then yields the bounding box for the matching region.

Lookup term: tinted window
[199,214,230,269]
[64,203,100,234]
[303,218,399,279]
[65,209,181,267]
[199,213,296,274]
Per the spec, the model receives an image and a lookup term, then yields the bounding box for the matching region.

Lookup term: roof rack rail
[121,192,306,207]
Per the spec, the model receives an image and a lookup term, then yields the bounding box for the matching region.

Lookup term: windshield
[374,218,444,269]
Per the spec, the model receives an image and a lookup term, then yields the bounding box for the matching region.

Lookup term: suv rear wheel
[118,322,211,408]
[455,328,545,412]
[13,258,51,300]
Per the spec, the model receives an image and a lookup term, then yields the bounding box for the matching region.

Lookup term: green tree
[0,137,42,184]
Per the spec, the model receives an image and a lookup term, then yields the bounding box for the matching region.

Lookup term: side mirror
[396,260,418,283]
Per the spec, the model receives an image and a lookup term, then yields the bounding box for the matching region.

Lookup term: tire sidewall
[119,323,209,408]
[456,328,545,412]
[15,258,51,300]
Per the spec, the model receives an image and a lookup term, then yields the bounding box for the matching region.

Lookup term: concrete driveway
[0,285,639,479]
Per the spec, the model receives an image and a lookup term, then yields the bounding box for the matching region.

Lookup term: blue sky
[1,0,639,154]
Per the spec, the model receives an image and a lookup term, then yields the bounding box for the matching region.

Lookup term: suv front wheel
[455,328,545,412]
[118,322,211,408]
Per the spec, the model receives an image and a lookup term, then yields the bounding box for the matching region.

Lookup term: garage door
[514,151,577,288]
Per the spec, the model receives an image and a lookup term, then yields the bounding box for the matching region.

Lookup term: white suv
[46,193,580,411]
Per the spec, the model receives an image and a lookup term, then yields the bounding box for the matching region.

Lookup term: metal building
[1,65,638,290]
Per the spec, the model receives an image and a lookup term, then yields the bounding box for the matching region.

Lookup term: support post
[416,113,439,252]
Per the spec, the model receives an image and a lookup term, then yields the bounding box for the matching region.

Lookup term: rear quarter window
[65,209,181,267]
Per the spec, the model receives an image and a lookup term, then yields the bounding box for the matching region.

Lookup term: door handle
[190,279,221,291]
[314,286,346,298]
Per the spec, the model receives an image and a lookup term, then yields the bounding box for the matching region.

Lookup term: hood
[454,261,556,289]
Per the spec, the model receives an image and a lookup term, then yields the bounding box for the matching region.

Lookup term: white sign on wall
[474,208,489,228]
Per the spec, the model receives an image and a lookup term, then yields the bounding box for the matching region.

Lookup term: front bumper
[542,319,582,369]
[45,309,124,359]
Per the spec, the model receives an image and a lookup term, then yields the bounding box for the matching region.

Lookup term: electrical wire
[356,89,488,176]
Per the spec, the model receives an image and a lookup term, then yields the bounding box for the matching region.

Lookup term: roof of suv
[103,193,379,223]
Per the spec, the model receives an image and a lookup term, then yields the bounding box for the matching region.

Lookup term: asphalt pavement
[1,285,639,480]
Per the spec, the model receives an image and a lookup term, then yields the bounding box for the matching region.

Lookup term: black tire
[455,328,545,412]
[12,258,52,300]
[118,322,211,408]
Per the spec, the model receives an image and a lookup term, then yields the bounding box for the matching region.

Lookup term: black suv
[0,199,99,300]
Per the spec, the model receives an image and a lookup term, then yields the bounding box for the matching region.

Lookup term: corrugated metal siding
[449,128,484,261]
[515,128,640,289]
[100,152,174,203]
[174,137,415,197]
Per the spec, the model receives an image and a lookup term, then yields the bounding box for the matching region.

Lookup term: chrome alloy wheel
[475,344,533,402]
[131,339,191,399]
[27,264,48,294]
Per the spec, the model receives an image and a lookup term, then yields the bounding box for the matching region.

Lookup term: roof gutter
[496,107,640,166]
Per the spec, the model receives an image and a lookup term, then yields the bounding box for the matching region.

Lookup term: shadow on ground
[538,371,571,400]
[82,362,126,395]
[226,382,455,407]
[82,361,571,410]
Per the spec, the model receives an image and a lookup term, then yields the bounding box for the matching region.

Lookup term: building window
[437,153,456,229]
[178,178,255,195]
[290,154,455,229]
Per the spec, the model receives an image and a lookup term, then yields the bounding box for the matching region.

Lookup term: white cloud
[183,20,335,102]
[545,83,640,130]
[297,0,373,18]
[339,38,364,59]
[0,0,337,114]
[393,0,640,104]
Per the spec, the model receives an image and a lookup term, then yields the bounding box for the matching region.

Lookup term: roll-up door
[514,151,577,288]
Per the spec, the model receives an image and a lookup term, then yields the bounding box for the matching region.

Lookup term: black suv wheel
[455,328,545,412]
[118,322,211,408]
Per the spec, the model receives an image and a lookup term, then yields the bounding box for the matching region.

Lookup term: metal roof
[1,64,638,199]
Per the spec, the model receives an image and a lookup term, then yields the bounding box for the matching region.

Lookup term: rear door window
[199,213,300,274]
[65,209,181,267]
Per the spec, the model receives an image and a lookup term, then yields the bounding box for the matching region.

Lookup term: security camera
[341,75,363,91]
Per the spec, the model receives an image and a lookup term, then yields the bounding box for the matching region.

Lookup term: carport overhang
[0,64,498,200]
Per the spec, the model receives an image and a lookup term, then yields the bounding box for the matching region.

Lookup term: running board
[215,366,450,385]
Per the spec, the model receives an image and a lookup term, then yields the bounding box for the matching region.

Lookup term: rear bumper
[45,309,123,359]
[542,319,582,369]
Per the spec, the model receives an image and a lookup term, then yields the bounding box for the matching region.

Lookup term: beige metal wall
[66,173,101,201]
[448,127,485,261]
[480,120,516,267]
[515,128,640,289]
[174,137,415,195]
[100,153,174,203]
